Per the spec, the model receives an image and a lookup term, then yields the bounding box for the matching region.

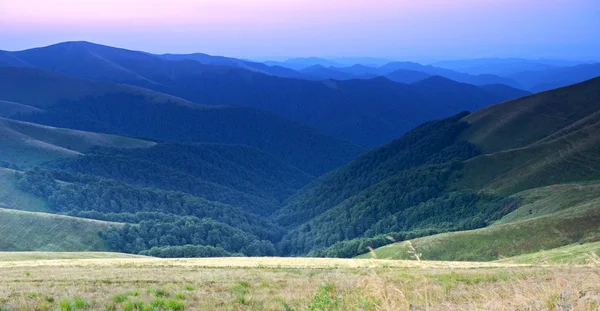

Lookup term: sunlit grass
[0,256,599,310]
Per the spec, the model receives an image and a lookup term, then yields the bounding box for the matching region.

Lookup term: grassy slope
[460,77,600,154]
[457,77,600,195]
[0,117,155,167]
[359,182,600,261]
[0,208,121,252]
[0,168,47,212]
[495,242,600,265]
[359,79,600,262]
[0,99,43,117]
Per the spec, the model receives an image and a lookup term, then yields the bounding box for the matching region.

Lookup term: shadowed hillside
[0,67,363,175]
[0,117,154,167]
[458,77,600,194]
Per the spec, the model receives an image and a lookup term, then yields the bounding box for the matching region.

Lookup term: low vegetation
[496,241,600,265]
[0,208,118,252]
[0,257,598,310]
[359,182,600,261]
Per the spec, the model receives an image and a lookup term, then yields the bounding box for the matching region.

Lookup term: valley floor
[1,255,599,310]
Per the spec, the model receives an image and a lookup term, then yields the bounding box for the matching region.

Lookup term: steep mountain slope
[458,77,600,194]
[273,113,519,255]
[277,78,600,257]
[1,42,526,149]
[0,67,363,175]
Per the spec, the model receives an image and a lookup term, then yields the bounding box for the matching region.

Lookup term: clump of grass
[24,271,30,277]
[307,283,340,311]
[27,292,37,298]
[151,298,167,309]
[231,282,250,305]
[166,299,185,311]
[44,296,54,303]
[153,288,170,298]
[103,304,117,311]
[184,285,195,291]
[74,297,89,308]
[175,293,186,300]
[122,300,146,311]
[58,298,73,311]
[112,294,128,303]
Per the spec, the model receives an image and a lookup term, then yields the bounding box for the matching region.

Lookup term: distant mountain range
[431,58,590,76]
[260,57,600,93]
[0,41,528,149]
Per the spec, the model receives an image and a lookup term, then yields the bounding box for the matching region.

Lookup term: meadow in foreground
[0,256,599,310]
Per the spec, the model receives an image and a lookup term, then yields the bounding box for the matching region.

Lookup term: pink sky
[1,0,598,60]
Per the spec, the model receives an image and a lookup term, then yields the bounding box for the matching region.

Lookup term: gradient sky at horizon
[1,0,599,61]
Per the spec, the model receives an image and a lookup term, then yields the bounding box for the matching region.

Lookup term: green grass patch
[0,168,47,212]
[0,208,120,252]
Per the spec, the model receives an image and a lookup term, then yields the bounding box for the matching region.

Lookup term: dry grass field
[1,255,599,310]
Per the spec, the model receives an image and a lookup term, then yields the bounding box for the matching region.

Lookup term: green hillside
[48,143,315,215]
[0,167,47,212]
[0,208,120,251]
[281,78,600,257]
[495,242,600,265]
[274,113,519,255]
[0,117,155,167]
[357,181,600,261]
[460,77,600,153]
[456,78,600,195]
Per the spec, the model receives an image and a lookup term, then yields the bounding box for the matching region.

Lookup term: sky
[0,0,599,61]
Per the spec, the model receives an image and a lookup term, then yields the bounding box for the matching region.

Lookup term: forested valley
[13,112,517,257]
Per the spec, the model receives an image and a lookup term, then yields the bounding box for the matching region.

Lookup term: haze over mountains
[1,41,600,262]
